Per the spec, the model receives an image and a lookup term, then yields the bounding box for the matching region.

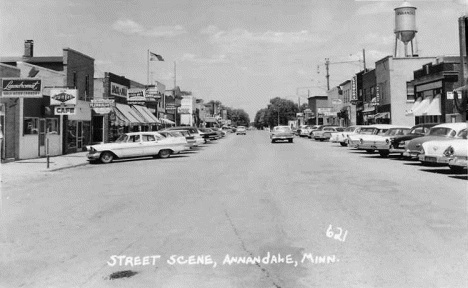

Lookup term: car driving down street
[270,126,294,143]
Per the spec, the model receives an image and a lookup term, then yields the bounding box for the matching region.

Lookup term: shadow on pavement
[419,168,458,175]
[449,175,468,181]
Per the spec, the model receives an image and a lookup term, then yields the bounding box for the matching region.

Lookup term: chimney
[23,40,34,58]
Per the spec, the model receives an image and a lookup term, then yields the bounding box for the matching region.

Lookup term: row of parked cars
[86,126,233,164]
[299,122,467,173]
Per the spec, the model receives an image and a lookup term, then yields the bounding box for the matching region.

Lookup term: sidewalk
[0,152,90,183]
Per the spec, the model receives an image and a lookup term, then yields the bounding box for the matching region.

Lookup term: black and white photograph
[0,0,467,287]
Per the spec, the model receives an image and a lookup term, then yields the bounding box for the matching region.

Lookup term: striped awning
[114,103,146,125]
[132,105,161,124]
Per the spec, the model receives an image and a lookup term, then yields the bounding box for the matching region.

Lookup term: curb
[42,162,89,172]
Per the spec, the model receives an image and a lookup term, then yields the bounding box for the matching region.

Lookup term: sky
[1,0,467,120]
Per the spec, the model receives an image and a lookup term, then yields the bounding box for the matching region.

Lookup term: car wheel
[449,165,465,173]
[319,139,324,142]
[158,149,171,159]
[365,149,374,153]
[100,151,114,164]
[271,139,275,143]
[340,142,347,147]
[379,151,390,157]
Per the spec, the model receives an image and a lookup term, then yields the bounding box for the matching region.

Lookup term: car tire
[158,149,171,159]
[449,165,465,173]
[319,139,324,142]
[271,139,275,143]
[365,149,374,153]
[340,142,347,147]
[100,151,114,164]
[379,151,390,157]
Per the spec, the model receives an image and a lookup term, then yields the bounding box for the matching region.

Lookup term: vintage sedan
[347,126,378,149]
[159,130,195,149]
[445,134,468,173]
[271,126,294,143]
[359,126,411,156]
[199,128,219,141]
[377,123,436,157]
[236,126,247,135]
[330,126,363,146]
[403,122,467,159]
[164,126,204,146]
[86,132,186,164]
[298,125,312,137]
[350,125,406,152]
[315,126,345,141]
[418,128,467,166]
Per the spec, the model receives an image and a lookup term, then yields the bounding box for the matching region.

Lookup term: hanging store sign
[332,99,342,105]
[166,103,176,110]
[54,106,76,115]
[374,86,380,106]
[110,82,128,98]
[50,89,77,105]
[145,88,162,101]
[1,78,42,98]
[90,99,115,114]
[178,107,191,114]
[127,88,146,105]
[317,107,332,115]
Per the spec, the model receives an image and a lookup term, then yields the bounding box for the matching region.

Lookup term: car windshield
[457,129,467,139]
[274,127,291,132]
[376,129,389,135]
[385,128,410,136]
[114,134,129,143]
[345,127,356,132]
[409,126,427,135]
[429,127,456,136]
[335,128,345,132]
[359,128,375,135]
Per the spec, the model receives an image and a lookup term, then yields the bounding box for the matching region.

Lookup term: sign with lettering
[110,82,128,98]
[90,99,115,114]
[351,76,357,101]
[50,89,77,105]
[178,107,191,114]
[145,88,162,100]
[1,78,42,98]
[332,99,342,105]
[127,88,146,105]
[54,106,76,115]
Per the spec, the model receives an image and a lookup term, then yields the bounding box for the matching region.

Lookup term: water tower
[394,1,418,57]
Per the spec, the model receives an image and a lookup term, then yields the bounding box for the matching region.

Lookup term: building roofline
[0,56,64,63]
[18,61,65,75]
[63,48,95,61]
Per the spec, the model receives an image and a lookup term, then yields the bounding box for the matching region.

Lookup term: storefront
[65,100,92,153]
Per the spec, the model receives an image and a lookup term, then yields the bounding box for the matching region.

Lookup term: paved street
[1,131,467,288]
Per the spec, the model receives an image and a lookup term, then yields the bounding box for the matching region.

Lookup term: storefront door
[39,119,46,156]
[77,121,83,150]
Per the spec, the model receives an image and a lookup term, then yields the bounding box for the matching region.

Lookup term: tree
[258,97,299,128]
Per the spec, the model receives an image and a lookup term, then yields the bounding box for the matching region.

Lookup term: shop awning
[412,96,433,116]
[375,112,390,119]
[132,105,161,124]
[454,85,468,92]
[422,94,441,116]
[115,103,146,125]
[160,118,175,124]
[405,97,422,116]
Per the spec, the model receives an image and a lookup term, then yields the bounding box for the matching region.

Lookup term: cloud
[112,19,186,37]
[201,25,326,46]
[355,2,393,16]
[181,53,229,64]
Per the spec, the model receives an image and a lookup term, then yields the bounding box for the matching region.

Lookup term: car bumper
[272,136,293,140]
[449,156,468,168]
[403,150,422,158]
[87,152,102,160]
[418,154,450,164]
[389,147,405,153]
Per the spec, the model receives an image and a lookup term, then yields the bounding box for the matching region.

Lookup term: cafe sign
[50,89,77,105]
[54,106,76,115]
[1,78,42,98]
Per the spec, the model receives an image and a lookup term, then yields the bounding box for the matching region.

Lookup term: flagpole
[174,61,176,89]
[147,49,150,85]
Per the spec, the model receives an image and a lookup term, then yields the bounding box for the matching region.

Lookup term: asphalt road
[1,131,467,288]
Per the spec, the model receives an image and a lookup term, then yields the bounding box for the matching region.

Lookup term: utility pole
[363,49,366,71]
[325,58,330,91]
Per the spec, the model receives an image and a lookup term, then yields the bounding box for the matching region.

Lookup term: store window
[24,118,39,135]
[67,121,77,150]
[46,118,59,134]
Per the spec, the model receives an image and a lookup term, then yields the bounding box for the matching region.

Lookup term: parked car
[271,126,294,143]
[403,122,467,159]
[298,125,312,137]
[236,126,247,135]
[418,128,467,166]
[347,126,378,148]
[308,125,330,139]
[314,126,345,141]
[444,133,468,173]
[349,125,404,152]
[358,126,411,155]
[210,127,225,138]
[159,130,196,149]
[164,126,204,146]
[330,126,363,146]
[376,123,436,157]
[199,128,219,141]
[86,132,186,163]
